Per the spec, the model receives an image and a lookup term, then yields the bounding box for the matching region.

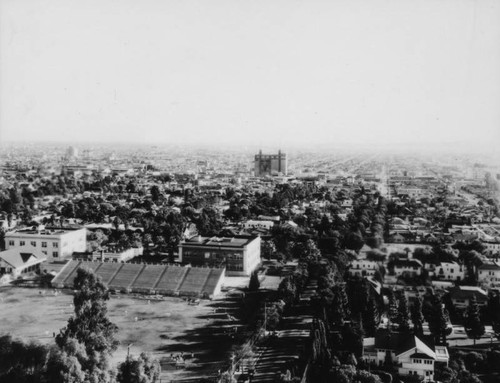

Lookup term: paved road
[447,325,497,348]
[248,280,316,382]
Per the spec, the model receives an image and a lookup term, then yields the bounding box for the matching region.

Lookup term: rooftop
[7,227,83,236]
[0,248,46,268]
[182,235,258,248]
[478,263,500,270]
[374,329,437,358]
[449,286,488,301]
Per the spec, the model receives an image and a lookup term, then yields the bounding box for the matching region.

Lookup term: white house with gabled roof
[363,330,449,382]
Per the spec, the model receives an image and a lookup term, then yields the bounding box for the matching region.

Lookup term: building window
[53,242,58,248]
[8,240,14,246]
[42,242,47,248]
[42,251,47,255]
[31,241,37,247]
[53,251,58,258]
[20,241,25,246]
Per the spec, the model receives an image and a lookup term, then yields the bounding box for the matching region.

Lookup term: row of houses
[349,253,500,287]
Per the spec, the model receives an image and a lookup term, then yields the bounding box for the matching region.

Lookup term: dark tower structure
[254,149,287,176]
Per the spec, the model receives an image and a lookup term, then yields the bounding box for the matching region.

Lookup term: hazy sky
[1,0,499,149]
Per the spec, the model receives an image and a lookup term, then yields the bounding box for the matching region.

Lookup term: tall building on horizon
[254,149,287,176]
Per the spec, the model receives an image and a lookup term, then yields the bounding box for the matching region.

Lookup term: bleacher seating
[97,262,123,285]
[202,268,225,296]
[155,266,188,294]
[108,263,144,291]
[132,264,165,292]
[62,261,103,288]
[179,267,211,295]
[51,260,82,288]
[51,260,224,298]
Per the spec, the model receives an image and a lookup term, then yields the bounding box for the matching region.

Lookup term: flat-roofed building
[179,235,261,276]
[5,226,86,261]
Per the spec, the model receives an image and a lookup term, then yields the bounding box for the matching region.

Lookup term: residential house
[393,259,423,277]
[363,330,449,382]
[433,262,465,281]
[243,220,275,232]
[483,241,500,256]
[349,259,379,278]
[477,262,500,287]
[449,286,488,309]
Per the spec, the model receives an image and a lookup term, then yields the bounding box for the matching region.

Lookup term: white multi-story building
[433,262,465,281]
[477,262,500,287]
[5,226,86,261]
[179,235,261,276]
[349,259,379,278]
[483,241,500,256]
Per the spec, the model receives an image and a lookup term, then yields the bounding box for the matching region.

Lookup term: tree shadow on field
[155,289,276,379]
[155,292,257,378]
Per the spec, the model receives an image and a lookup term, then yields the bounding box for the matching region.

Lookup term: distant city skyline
[1,0,499,150]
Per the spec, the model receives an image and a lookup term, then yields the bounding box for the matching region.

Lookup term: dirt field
[0,286,245,381]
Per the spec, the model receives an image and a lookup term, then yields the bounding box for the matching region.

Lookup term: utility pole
[127,343,133,359]
[264,301,267,335]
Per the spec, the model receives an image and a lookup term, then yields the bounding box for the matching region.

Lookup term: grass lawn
[0,286,246,381]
